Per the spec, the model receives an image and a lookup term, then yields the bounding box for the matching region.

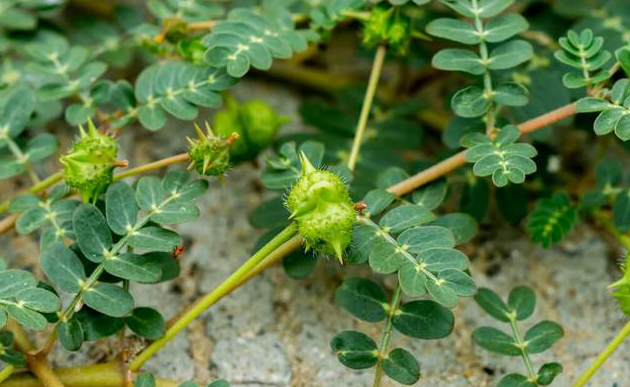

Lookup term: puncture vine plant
[1,1,630,387]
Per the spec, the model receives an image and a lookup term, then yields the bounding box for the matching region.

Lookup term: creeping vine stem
[571,321,630,387]
[372,285,402,387]
[347,44,388,171]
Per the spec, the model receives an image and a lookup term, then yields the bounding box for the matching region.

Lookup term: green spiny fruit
[610,253,630,317]
[214,96,289,163]
[285,153,356,262]
[60,119,118,203]
[362,5,411,54]
[187,122,239,176]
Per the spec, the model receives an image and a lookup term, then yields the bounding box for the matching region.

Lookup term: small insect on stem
[173,244,185,259]
[226,132,240,147]
[354,202,367,213]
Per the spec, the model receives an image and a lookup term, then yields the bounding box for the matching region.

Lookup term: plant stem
[470,0,496,136]
[347,44,387,172]
[1,362,180,387]
[0,172,63,216]
[508,316,537,380]
[571,320,630,387]
[6,321,66,387]
[0,366,15,384]
[129,223,299,371]
[372,285,402,387]
[387,102,578,196]
[113,153,189,181]
[593,210,630,250]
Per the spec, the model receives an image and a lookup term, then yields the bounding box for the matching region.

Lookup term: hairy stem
[347,44,387,172]
[372,285,402,387]
[571,320,630,387]
[129,223,299,371]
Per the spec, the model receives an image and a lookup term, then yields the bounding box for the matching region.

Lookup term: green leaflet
[147,0,223,23]
[473,326,521,356]
[127,226,181,252]
[0,267,60,331]
[576,78,630,141]
[357,203,475,308]
[473,286,564,384]
[526,191,578,247]
[335,277,389,322]
[524,321,564,354]
[58,319,84,351]
[73,203,113,263]
[132,61,235,130]
[103,253,162,283]
[330,330,379,369]
[83,283,134,318]
[392,300,454,339]
[124,307,166,340]
[382,348,420,385]
[537,363,563,385]
[378,204,435,233]
[202,8,308,78]
[40,243,86,293]
[508,286,536,321]
[429,0,532,119]
[106,182,138,236]
[554,29,612,89]
[462,125,537,187]
[0,87,54,181]
[261,141,324,190]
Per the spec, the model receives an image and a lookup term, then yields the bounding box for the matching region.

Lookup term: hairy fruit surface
[187,122,238,176]
[60,119,118,202]
[286,153,356,262]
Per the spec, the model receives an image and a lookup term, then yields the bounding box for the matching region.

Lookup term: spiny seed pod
[187,122,239,176]
[285,153,356,263]
[214,96,289,163]
[362,6,411,54]
[60,119,118,203]
[609,253,630,317]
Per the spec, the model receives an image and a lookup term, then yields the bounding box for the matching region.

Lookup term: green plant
[2,1,630,387]
[473,286,564,386]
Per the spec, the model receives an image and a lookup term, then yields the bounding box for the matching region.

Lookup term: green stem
[508,315,537,380]
[341,10,371,21]
[347,44,387,172]
[129,223,299,371]
[0,172,63,216]
[471,0,495,136]
[372,285,402,387]
[0,365,15,384]
[594,210,630,250]
[571,320,630,387]
[113,153,189,181]
[2,135,40,184]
